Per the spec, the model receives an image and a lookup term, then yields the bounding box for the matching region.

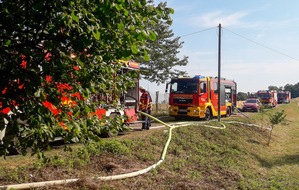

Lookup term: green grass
[0,99,298,189]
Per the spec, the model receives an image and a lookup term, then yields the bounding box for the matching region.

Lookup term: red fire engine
[92,60,140,123]
[256,90,278,107]
[166,75,237,120]
[277,91,291,104]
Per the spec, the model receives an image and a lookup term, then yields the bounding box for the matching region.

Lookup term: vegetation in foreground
[0,99,298,190]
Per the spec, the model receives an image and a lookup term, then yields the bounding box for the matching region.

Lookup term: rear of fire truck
[88,60,140,137]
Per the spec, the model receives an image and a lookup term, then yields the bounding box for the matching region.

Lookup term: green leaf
[129,25,135,31]
[71,11,79,23]
[143,51,150,61]
[123,9,129,16]
[85,106,91,113]
[118,22,125,30]
[92,30,100,40]
[149,31,157,41]
[115,3,121,11]
[5,40,11,46]
[131,44,138,54]
[169,8,175,14]
[142,30,148,38]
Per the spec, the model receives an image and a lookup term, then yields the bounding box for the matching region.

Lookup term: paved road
[125,112,247,132]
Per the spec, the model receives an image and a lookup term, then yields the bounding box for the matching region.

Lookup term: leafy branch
[267,110,287,145]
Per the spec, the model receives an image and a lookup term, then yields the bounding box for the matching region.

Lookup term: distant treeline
[237,82,299,101]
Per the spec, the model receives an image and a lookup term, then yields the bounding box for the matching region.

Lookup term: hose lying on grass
[0,111,265,190]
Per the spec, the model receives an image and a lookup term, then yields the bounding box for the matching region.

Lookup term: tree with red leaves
[0,0,173,157]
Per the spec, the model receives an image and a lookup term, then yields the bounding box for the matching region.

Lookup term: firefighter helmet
[139,86,147,91]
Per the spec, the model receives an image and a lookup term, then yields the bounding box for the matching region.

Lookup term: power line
[177,25,299,62]
[179,27,217,38]
[222,27,299,62]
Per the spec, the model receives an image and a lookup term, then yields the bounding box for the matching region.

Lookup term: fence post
[156,91,159,112]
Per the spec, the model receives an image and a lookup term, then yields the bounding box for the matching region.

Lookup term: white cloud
[192,11,248,28]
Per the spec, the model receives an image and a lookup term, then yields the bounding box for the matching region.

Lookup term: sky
[140,0,299,94]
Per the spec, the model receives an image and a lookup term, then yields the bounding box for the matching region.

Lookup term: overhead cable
[178,25,299,62]
[179,27,217,38]
[222,27,299,62]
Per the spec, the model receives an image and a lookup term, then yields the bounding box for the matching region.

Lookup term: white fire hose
[0,112,268,189]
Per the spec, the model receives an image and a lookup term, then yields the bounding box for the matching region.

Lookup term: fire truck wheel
[226,107,231,117]
[205,108,211,121]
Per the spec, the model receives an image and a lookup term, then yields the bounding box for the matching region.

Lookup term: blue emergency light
[193,75,205,79]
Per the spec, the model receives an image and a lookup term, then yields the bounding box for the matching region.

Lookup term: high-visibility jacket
[139,91,152,111]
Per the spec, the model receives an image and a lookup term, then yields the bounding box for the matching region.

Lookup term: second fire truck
[256,90,278,107]
[166,75,237,120]
[277,91,291,104]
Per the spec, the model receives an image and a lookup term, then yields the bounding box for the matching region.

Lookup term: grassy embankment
[0,99,298,189]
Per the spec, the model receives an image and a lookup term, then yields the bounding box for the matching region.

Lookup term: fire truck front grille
[174,98,193,104]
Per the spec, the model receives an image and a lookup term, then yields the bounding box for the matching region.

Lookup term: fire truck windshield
[170,79,199,94]
[257,94,270,99]
[278,93,286,98]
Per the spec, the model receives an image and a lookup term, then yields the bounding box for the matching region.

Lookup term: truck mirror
[202,83,207,93]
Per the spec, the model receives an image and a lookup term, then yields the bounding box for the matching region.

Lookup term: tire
[205,108,211,121]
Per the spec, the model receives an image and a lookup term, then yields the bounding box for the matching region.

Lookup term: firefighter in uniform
[139,86,152,130]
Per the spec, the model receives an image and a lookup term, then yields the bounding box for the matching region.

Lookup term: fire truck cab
[166,75,237,120]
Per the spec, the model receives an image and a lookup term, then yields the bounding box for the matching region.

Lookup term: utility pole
[217,23,221,122]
